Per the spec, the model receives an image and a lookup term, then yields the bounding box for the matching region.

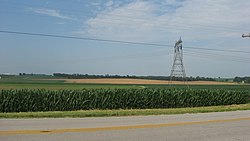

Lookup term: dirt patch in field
[60,78,236,85]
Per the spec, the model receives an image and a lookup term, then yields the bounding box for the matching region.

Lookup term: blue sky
[0,0,250,77]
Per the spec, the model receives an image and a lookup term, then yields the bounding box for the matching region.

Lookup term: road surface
[0,110,250,141]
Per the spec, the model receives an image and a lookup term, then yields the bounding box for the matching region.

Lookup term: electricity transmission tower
[170,37,186,81]
[242,33,250,38]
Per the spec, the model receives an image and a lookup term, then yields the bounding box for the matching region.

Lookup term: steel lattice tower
[170,37,186,81]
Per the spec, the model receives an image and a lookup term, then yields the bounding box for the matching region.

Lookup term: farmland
[0,75,250,114]
[0,75,249,90]
[1,88,249,112]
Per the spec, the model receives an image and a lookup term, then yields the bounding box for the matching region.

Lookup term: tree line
[233,77,250,83]
[53,73,216,81]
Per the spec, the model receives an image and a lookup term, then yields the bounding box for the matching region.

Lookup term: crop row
[0,88,249,112]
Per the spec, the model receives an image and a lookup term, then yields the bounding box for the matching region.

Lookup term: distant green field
[1,82,250,91]
[147,84,250,91]
[0,75,250,91]
[0,83,142,89]
[0,76,140,89]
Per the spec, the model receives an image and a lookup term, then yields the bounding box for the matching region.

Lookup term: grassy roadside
[1,103,250,118]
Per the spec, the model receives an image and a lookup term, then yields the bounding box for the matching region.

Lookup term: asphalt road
[0,110,250,141]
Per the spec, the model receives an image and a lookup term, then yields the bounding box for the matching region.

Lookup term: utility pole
[242,33,250,38]
[170,37,186,82]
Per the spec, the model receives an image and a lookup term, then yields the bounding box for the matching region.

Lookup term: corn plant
[0,88,249,112]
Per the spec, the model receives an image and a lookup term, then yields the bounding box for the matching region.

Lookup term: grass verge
[0,103,250,118]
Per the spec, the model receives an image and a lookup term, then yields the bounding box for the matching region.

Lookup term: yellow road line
[0,117,249,136]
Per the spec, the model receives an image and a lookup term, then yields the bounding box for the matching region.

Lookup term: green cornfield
[0,88,249,113]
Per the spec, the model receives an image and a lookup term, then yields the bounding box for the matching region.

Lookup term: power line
[185,52,250,64]
[0,29,249,65]
[185,50,250,61]
[185,50,250,63]
[1,30,250,54]
[0,30,171,47]
[185,46,250,54]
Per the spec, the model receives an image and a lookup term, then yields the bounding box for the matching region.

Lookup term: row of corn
[0,88,249,112]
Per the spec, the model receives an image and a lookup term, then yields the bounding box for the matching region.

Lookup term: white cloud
[84,1,160,42]
[81,0,250,45]
[105,0,114,7]
[91,2,100,6]
[29,8,76,21]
